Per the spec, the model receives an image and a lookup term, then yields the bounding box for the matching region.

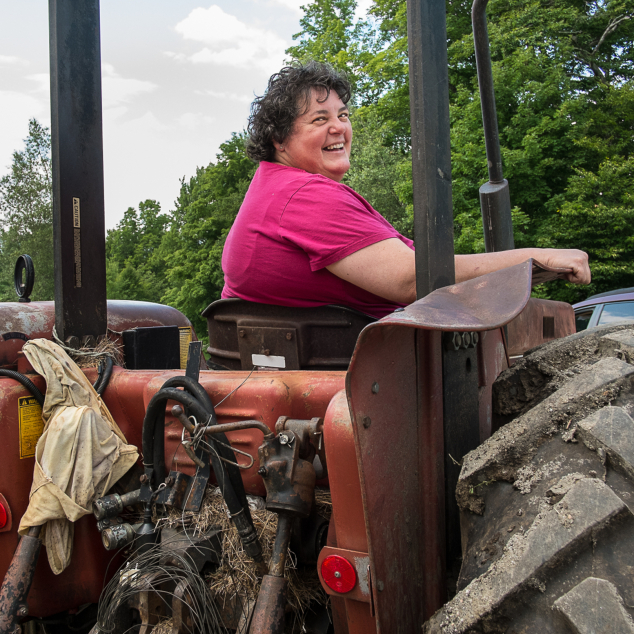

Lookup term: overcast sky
[0,0,370,229]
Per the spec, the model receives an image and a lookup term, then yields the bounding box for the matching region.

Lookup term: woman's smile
[273,89,352,182]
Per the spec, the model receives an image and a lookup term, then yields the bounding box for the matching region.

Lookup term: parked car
[573,287,634,331]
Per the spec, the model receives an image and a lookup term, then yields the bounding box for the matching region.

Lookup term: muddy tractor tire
[425,323,634,634]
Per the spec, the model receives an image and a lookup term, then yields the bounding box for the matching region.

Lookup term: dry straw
[154,486,332,632]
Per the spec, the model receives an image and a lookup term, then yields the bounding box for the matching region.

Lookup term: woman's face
[274,88,352,182]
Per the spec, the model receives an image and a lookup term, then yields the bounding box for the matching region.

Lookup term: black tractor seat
[202,299,376,371]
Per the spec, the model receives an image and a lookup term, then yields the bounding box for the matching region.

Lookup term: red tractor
[1,1,633,633]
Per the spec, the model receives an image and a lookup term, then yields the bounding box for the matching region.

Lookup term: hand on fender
[540,248,591,285]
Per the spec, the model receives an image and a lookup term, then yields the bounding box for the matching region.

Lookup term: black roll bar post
[472,0,515,253]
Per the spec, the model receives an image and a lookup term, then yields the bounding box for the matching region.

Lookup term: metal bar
[441,339,480,589]
[407,0,456,297]
[185,341,202,381]
[472,0,502,184]
[49,0,107,343]
[248,514,293,634]
[472,0,515,252]
[0,526,42,634]
[268,513,293,578]
[202,420,274,439]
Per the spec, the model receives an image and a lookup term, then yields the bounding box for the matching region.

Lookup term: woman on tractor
[221,62,590,318]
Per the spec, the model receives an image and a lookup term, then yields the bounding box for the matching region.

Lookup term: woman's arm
[326,240,590,304]
[455,248,591,284]
[326,238,417,303]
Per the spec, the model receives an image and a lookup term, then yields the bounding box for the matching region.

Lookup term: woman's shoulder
[255,163,370,213]
[259,162,347,190]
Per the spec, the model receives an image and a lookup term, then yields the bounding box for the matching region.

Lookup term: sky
[0,0,371,230]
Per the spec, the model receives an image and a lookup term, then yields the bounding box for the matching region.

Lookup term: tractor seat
[202,299,376,371]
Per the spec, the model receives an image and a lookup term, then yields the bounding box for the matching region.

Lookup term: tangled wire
[94,531,224,633]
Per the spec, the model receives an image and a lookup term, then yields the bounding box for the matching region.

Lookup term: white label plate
[252,354,286,368]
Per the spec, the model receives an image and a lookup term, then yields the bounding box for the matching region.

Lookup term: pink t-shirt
[221,161,414,318]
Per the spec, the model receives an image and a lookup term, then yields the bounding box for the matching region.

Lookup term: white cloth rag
[18,339,138,574]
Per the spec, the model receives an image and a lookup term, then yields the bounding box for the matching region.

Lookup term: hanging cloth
[18,339,138,574]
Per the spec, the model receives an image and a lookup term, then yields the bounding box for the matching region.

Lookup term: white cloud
[178,112,216,130]
[26,73,49,93]
[266,0,306,14]
[355,0,373,19]
[206,89,252,104]
[0,55,28,66]
[0,91,48,172]
[174,6,288,73]
[164,51,187,62]
[101,63,158,110]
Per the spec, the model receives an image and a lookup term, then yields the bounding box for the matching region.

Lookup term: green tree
[159,133,257,338]
[0,119,54,301]
[289,0,634,301]
[106,199,170,302]
[287,0,376,96]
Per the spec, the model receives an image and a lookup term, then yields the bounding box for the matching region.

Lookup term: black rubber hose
[0,369,45,407]
[93,361,105,392]
[141,387,263,562]
[93,357,114,396]
[159,376,250,518]
[161,376,216,420]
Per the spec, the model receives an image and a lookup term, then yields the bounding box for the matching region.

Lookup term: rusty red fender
[343,259,563,633]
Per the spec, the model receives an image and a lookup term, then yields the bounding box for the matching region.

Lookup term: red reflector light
[321,554,356,593]
[0,502,6,529]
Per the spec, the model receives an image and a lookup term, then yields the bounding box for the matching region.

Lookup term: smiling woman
[221,61,591,318]
[222,61,415,317]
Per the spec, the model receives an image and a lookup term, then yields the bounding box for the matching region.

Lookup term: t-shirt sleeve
[278,178,402,271]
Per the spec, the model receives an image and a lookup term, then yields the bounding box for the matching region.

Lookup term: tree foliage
[0,119,54,301]
[287,0,634,301]
[104,133,256,338]
[3,0,633,332]
[105,199,170,303]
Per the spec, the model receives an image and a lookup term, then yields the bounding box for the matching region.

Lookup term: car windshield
[597,301,634,326]
[575,308,595,331]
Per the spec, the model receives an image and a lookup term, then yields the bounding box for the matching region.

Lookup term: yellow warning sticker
[179,327,193,370]
[19,395,44,459]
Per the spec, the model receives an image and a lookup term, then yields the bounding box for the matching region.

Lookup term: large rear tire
[425,324,634,633]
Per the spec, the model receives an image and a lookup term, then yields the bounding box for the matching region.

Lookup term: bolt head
[362,416,371,429]
[257,467,267,477]
[371,382,379,394]
[279,433,289,445]
[334,571,342,578]
[17,605,28,617]
[286,332,292,340]
[239,329,245,337]
[140,474,149,485]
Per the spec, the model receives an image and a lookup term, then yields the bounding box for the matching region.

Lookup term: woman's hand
[327,244,591,307]
[455,248,591,285]
[534,248,591,284]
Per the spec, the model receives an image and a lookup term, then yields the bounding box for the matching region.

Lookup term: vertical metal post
[407,0,456,298]
[472,0,514,252]
[49,0,107,344]
[407,0,485,600]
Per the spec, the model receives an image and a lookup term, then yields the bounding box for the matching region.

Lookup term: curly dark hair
[246,61,351,162]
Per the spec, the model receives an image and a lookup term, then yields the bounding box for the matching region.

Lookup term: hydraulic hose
[140,383,263,565]
[93,357,114,396]
[0,369,45,407]
[159,376,251,518]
